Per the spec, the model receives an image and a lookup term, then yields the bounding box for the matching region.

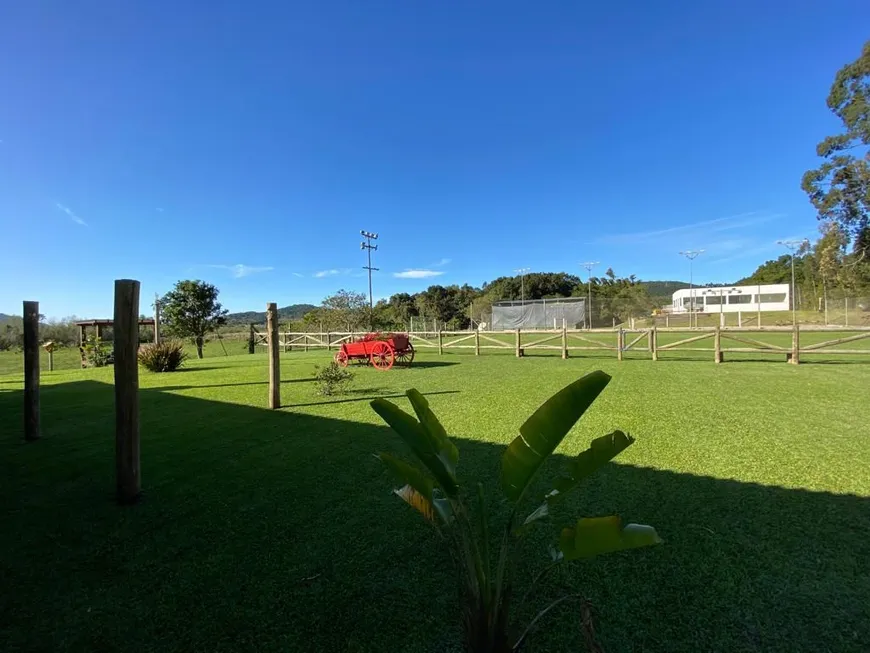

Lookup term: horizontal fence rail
[262,325,870,365]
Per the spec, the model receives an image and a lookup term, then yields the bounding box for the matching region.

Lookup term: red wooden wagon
[333,332,415,370]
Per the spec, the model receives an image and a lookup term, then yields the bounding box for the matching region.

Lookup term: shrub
[138,340,188,372]
[83,336,112,368]
[371,371,662,652]
[313,361,354,396]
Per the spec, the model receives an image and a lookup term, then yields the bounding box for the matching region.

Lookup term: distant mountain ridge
[225,304,317,325]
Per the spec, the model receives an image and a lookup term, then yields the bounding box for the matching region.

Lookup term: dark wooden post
[114,280,141,504]
[475,329,480,356]
[438,330,444,356]
[790,324,800,365]
[267,303,280,409]
[248,324,255,354]
[561,322,568,359]
[48,349,54,372]
[651,327,658,362]
[714,326,722,364]
[515,328,522,358]
[617,328,624,361]
[327,331,332,351]
[23,301,40,441]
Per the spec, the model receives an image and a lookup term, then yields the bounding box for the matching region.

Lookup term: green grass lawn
[1,350,869,652]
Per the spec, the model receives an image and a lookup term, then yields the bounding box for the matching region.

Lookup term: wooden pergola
[75,319,157,346]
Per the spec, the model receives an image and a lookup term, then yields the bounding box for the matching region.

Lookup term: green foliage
[82,335,111,368]
[224,304,316,326]
[802,40,870,244]
[160,280,228,359]
[372,371,660,651]
[137,340,188,373]
[313,361,355,396]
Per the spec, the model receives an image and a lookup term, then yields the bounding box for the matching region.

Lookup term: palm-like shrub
[371,371,661,652]
[137,340,188,372]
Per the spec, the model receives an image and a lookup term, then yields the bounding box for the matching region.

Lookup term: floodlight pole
[776,239,808,327]
[514,267,530,305]
[679,250,704,328]
[361,230,379,331]
[583,261,598,329]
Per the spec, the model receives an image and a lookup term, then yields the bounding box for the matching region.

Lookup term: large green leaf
[558,516,662,560]
[501,371,611,504]
[549,430,635,500]
[371,399,459,496]
[406,389,459,475]
[379,453,454,525]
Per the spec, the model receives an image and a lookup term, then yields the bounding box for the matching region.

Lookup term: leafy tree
[802,41,870,247]
[160,280,228,359]
[815,222,848,307]
[321,289,368,331]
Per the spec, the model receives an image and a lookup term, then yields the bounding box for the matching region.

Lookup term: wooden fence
[254,325,870,364]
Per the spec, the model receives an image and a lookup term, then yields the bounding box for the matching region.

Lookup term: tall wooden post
[617,328,624,361]
[651,327,658,361]
[23,301,40,441]
[438,330,444,356]
[114,280,141,504]
[561,322,568,359]
[283,332,288,354]
[515,329,522,358]
[737,311,742,328]
[475,329,480,356]
[153,294,161,343]
[248,324,255,354]
[714,326,722,364]
[48,349,54,372]
[267,303,280,409]
[665,314,670,328]
[327,332,332,351]
[790,324,800,365]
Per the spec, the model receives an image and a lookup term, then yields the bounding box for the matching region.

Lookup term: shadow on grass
[0,381,867,653]
[286,389,460,408]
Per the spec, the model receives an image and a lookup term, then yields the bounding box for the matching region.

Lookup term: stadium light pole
[679,250,704,328]
[776,239,809,327]
[361,230,379,330]
[514,267,530,305]
[582,261,599,329]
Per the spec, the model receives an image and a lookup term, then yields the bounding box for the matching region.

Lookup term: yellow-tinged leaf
[395,484,436,522]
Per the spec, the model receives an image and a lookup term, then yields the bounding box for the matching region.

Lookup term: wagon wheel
[334,350,349,367]
[370,341,395,370]
[394,342,415,366]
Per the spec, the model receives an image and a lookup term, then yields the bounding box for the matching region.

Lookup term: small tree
[322,289,368,331]
[160,280,228,358]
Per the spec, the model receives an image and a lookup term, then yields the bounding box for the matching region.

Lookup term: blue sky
[1,1,868,318]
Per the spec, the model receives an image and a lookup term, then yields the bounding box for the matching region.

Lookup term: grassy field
[1,349,869,652]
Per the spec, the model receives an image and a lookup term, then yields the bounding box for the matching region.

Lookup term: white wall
[671,284,790,314]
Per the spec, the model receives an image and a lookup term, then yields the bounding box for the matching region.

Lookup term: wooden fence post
[790,324,800,365]
[267,303,280,409]
[714,326,722,363]
[23,301,40,442]
[327,332,332,351]
[617,328,624,361]
[114,280,141,504]
[248,324,255,354]
[515,329,522,358]
[438,330,444,356]
[154,296,161,344]
[665,314,670,328]
[48,349,54,372]
[475,329,480,356]
[737,311,742,328]
[650,327,658,361]
[561,322,568,359]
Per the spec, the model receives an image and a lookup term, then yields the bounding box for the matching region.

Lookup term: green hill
[225,304,316,325]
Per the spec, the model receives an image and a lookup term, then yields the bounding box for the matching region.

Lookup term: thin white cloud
[292,272,304,278]
[394,269,445,279]
[208,264,274,278]
[55,202,88,227]
[432,258,452,267]
[593,211,784,245]
[314,269,340,278]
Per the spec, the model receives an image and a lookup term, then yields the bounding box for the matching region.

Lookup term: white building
[671,283,790,314]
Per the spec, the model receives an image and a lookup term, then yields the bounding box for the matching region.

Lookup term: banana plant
[371,370,661,652]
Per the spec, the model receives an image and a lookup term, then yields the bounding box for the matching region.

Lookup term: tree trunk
[196,336,204,359]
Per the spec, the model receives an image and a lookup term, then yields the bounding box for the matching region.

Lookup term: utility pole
[361,230,379,331]
[679,250,704,328]
[514,267,530,304]
[582,261,598,329]
[776,239,808,327]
